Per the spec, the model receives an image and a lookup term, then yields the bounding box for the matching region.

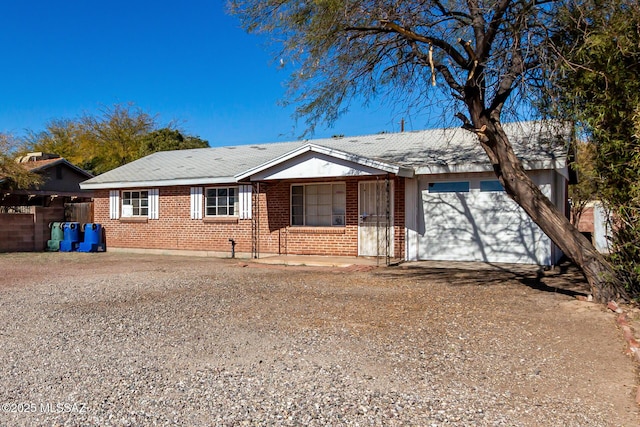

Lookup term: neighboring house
[2,152,94,209]
[574,201,612,254]
[80,121,569,265]
[0,153,94,252]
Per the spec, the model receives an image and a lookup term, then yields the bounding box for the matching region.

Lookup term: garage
[406,172,559,265]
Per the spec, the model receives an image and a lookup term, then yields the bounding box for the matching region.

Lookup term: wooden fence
[65,202,94,225]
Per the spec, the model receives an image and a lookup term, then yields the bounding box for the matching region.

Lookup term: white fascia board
[235,143,413,180]
[556,165,569,180]
[519,159,568,177]
[414,158,568,176]
[80,176,237,190]
[414,164,494,175]
[396,167,415,178]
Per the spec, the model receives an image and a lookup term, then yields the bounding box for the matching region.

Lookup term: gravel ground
[0,252,638,426]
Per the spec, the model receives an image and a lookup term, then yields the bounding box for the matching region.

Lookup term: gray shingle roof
[80,121,569,189]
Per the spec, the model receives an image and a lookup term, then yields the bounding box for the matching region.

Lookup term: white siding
[593,202,611,254]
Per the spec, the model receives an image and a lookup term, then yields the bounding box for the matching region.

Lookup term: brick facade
[575,206,595,233]
[94,176,406,259]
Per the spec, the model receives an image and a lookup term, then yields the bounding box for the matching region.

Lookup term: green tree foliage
[550,0,640,295]
[22,103,209,176]
[568,141,599,228]
[139,128,209,157]
[24,119,93,171]
[81,104,157,174]
[230,0,628,301]
[0,133,42,190]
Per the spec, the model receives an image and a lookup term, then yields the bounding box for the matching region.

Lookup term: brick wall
[575,206,595,233]
[0,205,65,252]
[94,176,406,258]
[95,187,255,255]
[35,206,66,250]
[0,214,35,252]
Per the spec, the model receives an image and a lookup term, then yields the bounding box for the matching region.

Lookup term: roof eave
[80,176,237,190]
[413,158,568,176]
[397,167,415,178]
[29,158,94,178]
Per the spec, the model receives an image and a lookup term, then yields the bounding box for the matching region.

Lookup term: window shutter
[239,185,252,219]
[190,187,203,220]
[109,190,120,220]
[148,189,159,220]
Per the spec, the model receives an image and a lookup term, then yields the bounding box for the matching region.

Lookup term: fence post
[33,206,45,251]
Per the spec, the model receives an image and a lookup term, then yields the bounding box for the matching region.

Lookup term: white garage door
[415,177,551,264]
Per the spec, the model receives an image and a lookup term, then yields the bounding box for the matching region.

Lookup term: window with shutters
[122,190,149,217]
[205,187,238,217]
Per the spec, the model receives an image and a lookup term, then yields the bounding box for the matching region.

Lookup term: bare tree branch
[378,20,470,68]
[482,0,512,59]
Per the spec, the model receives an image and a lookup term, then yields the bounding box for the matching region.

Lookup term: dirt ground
[0,252,639,426]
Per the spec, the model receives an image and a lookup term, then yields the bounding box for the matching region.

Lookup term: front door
[358,180,393,257]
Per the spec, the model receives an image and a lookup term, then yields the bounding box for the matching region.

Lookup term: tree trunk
[477,119,629,303]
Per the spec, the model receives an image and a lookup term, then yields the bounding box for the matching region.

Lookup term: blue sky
[0,0,436,147]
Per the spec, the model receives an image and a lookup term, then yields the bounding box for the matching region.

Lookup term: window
[122,190,149,217]
[480,180,505,192]
[206,187,238,216]
[291,183,346,226]
[428,181,470,193]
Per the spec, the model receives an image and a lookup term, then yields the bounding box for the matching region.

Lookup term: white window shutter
[239,185,252,219]
[190,187,203,220]
[148,189,159,220]
[109,190,120,220]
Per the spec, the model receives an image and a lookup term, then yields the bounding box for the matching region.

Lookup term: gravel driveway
[0,253,638,426]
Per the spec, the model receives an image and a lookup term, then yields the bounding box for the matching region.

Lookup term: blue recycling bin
[78,223,105,252]
[59,222,81,252]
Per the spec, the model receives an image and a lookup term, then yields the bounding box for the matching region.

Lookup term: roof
[24,158,92,178]
[1,156,93,185]
[80,121,570,190]
[22,158,61,171]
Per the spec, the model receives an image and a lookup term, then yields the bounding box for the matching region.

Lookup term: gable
[243,151,399,181]
[36,163,93,193]
[236,143,414,182]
